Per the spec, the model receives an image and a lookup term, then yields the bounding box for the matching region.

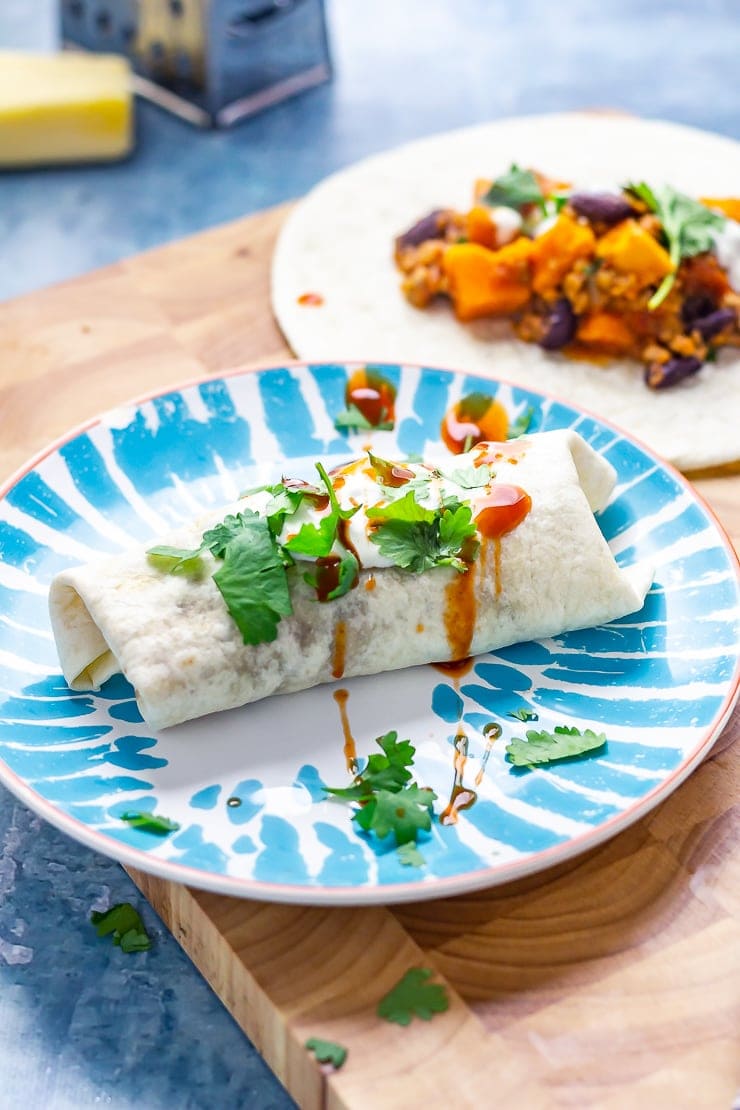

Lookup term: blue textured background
[1,1,740,1106]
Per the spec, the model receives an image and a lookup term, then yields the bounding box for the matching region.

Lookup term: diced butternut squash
[595,219,672,287]
[576,311,634,354]
[530,215,596,295]
[699,197,740,222]
[443,239,534,321]
[466,205,497,249]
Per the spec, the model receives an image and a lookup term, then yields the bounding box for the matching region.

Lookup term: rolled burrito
[49,430,653,730]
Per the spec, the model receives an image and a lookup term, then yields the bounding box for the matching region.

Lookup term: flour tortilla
[272,113,740,472]
[48,431,652,731]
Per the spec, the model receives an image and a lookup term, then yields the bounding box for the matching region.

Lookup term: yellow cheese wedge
[0,51,133,167]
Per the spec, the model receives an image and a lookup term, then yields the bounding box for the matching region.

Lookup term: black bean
[691,307,736,340]
[569,192,635,225]
[540,298,576,350]
[396,210,446,250]
[645,356,703,390]
[681,293,717,325]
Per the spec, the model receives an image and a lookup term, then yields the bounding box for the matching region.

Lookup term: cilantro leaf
[326,730,414,800]
[625,182,725,309]
[506,725,607,768]
[367,491,478,573]
[508,708,539,723]
[146,545,205,577]
[334,404,393,433]
[354,784,436,845]
[377,968,449,1026]
[212,519,292,645]
[284,511,340,558]
[305,1038,348,1069]
[508,406,535,439]
[263,485,305,537]
[396,841,426,867]
[303,547,359,601]
[201,511,259,559]
[444,463,493,489]
[90,903,152,952]
[120,810,180,835]
[483,164,545,212]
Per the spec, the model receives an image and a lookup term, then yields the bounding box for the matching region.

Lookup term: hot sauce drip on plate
[440,728,478,825]
[345,367,396,427]
[441,392,509,454]
[333,688,358,774]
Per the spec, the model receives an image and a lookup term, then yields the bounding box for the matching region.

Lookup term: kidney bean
[691,307,736,340]
[569,192,634,225]
[396,209,446,249]
[540,298,576,350]
[681,293,717,325]
[645,356,703,389]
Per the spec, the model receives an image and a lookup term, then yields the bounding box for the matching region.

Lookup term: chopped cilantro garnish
[483,164,546,212]
[625,182,725,309]
[334,404,393,433]
[396,841,426,868]
[305,1038,348,1069]
[377,968,449,1026]
[367,490,478,573]
[146,545,204,577]
[262,484,305,537]
[443,462,493,489]
[283,464,360,602]
[506,725,607,768]
[90,903,152,953]
[507,406,535,439]
[212,514,293,645]
[508,707,538,723]
[326,731,437,860]
[120,810,180,835]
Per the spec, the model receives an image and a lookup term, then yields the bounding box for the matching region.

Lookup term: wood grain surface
[1,204,738,1110]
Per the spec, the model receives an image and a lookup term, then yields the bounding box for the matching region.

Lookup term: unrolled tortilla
[271,113,740,472]
[49,430,652,731]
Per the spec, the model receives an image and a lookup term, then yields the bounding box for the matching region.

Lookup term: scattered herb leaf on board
[377,968,450,1026]
[305,1038,348,1069]
[120,810,180,835]
[506,725,607,768]
[90,903,152,953]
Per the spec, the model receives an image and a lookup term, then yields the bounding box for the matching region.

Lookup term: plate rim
[1,357,739,905]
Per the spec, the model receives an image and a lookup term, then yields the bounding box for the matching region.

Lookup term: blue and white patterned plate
[1,362,738,905]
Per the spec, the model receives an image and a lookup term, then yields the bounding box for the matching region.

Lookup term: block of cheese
[0,51,133,167]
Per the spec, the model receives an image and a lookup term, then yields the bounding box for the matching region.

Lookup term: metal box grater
[60,0,332,127]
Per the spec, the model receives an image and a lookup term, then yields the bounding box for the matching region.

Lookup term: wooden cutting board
[1,203,738,1109]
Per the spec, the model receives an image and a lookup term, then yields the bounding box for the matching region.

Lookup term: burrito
[49,430,653,730]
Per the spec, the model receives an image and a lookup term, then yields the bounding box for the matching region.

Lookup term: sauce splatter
[332,620,347,680]
[475,721,502,786]
[333,688,358,774]
[440,728,478,825]
[345,367,396,427]
[283,476,330,511]
[475,485,531,539]
[441,392,509,454]
[297,291,324,306]
[364,575,376,592]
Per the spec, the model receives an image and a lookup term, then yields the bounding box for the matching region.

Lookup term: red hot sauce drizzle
[332,688,358,774]
[440,727,478,825]
[332,620,347,680]
[345,367,397,427]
